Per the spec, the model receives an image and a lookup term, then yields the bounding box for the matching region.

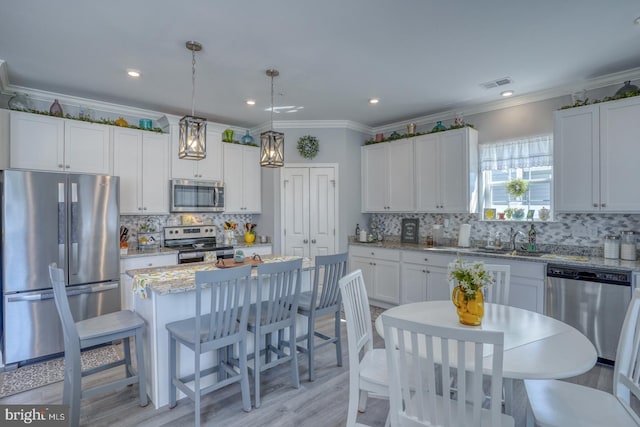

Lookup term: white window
[480,135,553,220]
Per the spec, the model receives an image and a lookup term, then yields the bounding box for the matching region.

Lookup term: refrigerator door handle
[7,283,119,302]
[58,182,66,268]
[70,182,79,274]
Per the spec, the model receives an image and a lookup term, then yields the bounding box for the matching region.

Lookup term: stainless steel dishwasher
[546,264,632,365]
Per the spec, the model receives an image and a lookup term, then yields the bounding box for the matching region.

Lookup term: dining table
[374,300,598,415]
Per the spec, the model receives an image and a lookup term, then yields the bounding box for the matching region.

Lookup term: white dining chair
[339,269,390,427]
[382,312,514,427]
[524,287,640,427]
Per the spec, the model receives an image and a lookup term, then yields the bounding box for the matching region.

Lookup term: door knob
[303,239,308,243]
[311,239,316,244]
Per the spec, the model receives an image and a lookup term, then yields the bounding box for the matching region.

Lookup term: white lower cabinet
[120,253,177,310]
[349,246,400,305]
[382,247,546,312]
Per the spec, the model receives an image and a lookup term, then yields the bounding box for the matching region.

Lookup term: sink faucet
[509,227,526,251]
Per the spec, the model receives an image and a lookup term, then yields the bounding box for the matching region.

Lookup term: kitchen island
[127,256,313,408]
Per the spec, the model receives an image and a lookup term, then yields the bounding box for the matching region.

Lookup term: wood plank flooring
[0,309,613,426]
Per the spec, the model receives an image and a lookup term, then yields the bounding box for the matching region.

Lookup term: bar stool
[49,263,147,427]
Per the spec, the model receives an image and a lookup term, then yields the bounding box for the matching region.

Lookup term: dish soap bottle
[528,224,537,252]
[355,223,360,239]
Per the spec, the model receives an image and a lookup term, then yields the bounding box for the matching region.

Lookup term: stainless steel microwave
[170,179,224,212]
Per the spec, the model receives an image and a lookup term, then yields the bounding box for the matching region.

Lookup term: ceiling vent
[480,77,513,90]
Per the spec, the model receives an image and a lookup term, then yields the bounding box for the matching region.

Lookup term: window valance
[479,135,552,171]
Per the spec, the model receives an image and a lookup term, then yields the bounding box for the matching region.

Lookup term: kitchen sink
[472,248,546,258]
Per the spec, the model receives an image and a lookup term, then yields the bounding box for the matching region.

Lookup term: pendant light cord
[270,74,274,131]
[191,47,196,117]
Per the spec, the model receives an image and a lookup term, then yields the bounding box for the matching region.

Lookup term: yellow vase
[244,232,256,244]
[451,286,484,326]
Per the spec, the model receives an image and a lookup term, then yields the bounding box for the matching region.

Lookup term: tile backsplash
[370,213,640,256]
[120,214,254,248]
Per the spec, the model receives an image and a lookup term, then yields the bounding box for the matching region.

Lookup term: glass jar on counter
[604,235,620,259]
[620,231,637,261]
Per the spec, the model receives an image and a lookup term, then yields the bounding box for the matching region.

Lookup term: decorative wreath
[297,135,319,159]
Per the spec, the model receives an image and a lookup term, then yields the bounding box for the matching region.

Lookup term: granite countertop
[349,240,640,272]
[234,242,272,249]
[120,247,178,259]
[127,255,314,298]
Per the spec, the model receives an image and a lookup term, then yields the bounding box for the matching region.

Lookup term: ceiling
[1,0,640,129]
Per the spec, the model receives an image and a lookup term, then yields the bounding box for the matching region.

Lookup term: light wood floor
[0,310,614,426]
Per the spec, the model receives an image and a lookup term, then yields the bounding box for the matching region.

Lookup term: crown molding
[252,120,371,135]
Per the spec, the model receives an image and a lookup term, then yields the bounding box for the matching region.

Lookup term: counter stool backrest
[50,265,80,348]
[256,258,303,327]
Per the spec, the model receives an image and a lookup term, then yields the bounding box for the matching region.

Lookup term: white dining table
[375,301,598,414]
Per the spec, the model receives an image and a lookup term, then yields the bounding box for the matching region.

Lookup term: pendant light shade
[179,41,207,160]
[260,69,284,167]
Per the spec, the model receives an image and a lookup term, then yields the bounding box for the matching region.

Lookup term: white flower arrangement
[297,135,319,159]
[448,255,493,298]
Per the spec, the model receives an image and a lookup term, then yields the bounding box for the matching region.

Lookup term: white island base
[134,268,311,409]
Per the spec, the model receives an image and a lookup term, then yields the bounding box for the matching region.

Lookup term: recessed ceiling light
[127,70,141,78]
[501,90,514,97]
[369,98,379,104]
[246,100,256,106]
[635,16,640,25]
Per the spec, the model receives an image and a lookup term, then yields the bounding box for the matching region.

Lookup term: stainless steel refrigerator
[1,170,121,366]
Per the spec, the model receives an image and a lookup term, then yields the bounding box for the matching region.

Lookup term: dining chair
[49,263,148,427]
[524,287,640,427]
[382,312,514,427]
[295,252,348,381]
[339,269,390,427]
[246,258,303,408]
[166,265,252,427]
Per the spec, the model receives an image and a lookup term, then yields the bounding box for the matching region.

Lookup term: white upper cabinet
[361,138,414,212]
[10,111,112,174]
[170,127,223,181]
[223,143,261,213]
[555,97,640,212]
[415,127,478,213]
[113,128,170,215]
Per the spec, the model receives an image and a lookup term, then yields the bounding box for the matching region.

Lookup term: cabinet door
[170,128,198,179]
[387,139,415,211]
[554,106,600,212]
[349,255,375,298]
[415,134,439,211]
[373,259,400,304]
[509,276,544,313]
[426,265,451,301]
[121,253,177,310]
[10,111,64,171]
[113,128,143,214]
[361,144,388,212]
[195,131,223,181]
[600,98,640,212]
[141,133,170,214]
[64,120,112,174]
[242,146,261,213]
[223,144,245,213]
[439,130,467,212]
[401,262,428,304]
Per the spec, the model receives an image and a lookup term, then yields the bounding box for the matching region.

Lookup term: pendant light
[260,69,284,168]
[179,40,207,160]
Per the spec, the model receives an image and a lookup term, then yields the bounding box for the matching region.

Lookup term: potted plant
[505,178,529,199]
[244,223,256,243]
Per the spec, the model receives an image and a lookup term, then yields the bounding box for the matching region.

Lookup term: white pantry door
[282,165,337,258]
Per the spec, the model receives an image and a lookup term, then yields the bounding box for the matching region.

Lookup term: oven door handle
[179,252,205,260]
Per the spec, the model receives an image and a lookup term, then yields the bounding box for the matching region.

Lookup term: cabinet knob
[371,252,375,255]
[138,207,143,211]
[58,164,64,168]
[422,269,427,273]
[426,270,431,274]
[311,239,316,244]
[593,203,598,207]
[424,258,428,262]
[65,165,71,169]
[372,262,376,266]
[147,263,152,267]
[143,207,147,210]
[601,203,606,207]
[303,239,308,243]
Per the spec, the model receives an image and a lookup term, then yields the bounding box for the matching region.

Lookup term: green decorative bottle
[528,224,537,252]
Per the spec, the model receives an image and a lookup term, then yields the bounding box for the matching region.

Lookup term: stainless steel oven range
[163,226,234,264]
